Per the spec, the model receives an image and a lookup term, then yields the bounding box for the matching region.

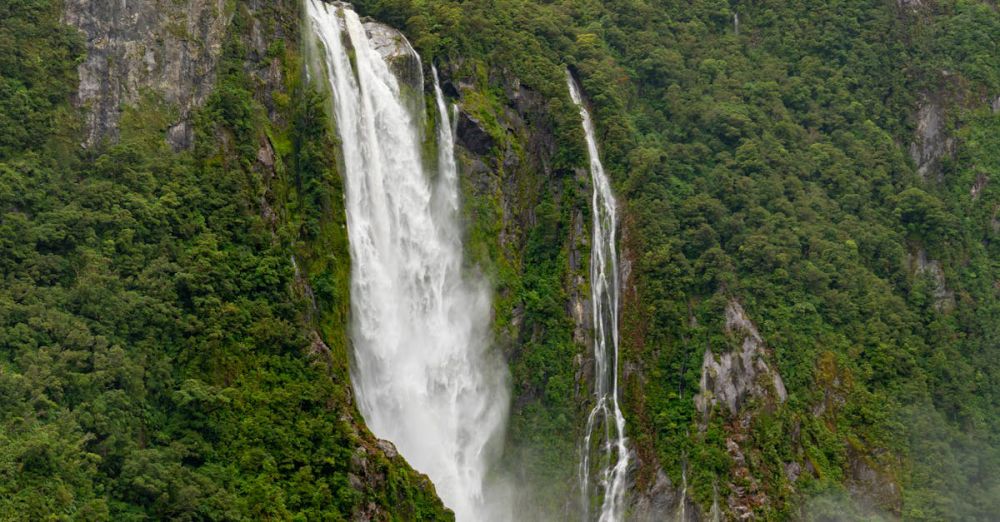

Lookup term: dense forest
[0,0,449,519]
[2,0,998,520]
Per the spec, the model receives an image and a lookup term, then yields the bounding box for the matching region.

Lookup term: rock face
[362,20,422,91]
[909,96,955,180]
[846,447,902,516]
[630,469,702,522]
[63,0,232,148]
[694,300,787,421]
[909,248,955,312]
[688,301,788,519]
[897,0,925,11]
[456,110,495,154]
[971,172,988,200]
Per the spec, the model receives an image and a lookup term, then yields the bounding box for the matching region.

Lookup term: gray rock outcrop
[909,96,955,181]
[64,0,232,148]
[694,300,787,422]
[631,469,703,522]
[897,0,925,11]
[909,248,955,312]
[362,20,422,91]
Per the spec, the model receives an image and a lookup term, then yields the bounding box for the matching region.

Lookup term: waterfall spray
[305,2,509,519]
[567,71,630,522]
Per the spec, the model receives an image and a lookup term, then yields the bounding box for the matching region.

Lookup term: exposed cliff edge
[64,0,232,148]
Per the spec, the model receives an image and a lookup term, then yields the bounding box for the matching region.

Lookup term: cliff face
[694,300,787,421]
[50,1,453,519]
[909,96,955,181]
[432,59,606,519]
[64,0,231,148]
[55,0,687,516]
[46,0,1000,519]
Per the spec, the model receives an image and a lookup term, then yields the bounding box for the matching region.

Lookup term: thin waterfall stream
[568,72,630,522]
[305,2,509,519]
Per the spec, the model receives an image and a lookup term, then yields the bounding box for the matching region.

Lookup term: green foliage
[351,0,1000,518]
[0,0,83,159]
[4,0,1000,519]
[0,1,450,520]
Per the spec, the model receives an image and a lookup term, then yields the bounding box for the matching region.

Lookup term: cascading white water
[568,72,629,522]
[305,2,509,520]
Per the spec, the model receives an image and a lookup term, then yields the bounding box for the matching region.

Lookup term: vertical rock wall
[63,0,231,148]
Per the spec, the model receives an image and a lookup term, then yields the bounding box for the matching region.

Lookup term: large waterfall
[568,72,630,522]
[305,2,509,520]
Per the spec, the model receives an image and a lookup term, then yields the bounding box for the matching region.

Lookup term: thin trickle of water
[305,2,509,520]
[568,72,629,522]
[677,464,688,522]
[709,482,722,522]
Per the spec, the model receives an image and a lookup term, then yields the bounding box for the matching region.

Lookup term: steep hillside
[351,0,1000,518]
[0,1,449,519]
[2,0,998,520]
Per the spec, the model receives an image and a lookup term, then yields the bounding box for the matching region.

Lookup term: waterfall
[567,72,629,522]
[709,482,722,522]
[676,464,688,522]
[305,2,509,520]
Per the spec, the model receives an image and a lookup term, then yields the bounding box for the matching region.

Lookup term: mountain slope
[1,0,998,520]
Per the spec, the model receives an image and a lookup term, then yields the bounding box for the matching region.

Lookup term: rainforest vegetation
[1,0,998,519]
[0,1,449,519]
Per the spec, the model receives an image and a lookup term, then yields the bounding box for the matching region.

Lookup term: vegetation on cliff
[0,1,450,519]
[355,0,1000,518]
[2,0,999,519]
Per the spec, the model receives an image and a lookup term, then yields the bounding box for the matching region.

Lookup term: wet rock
[456,110,494,154]
[167,121,192,151]
[441,79,460,98]
[257,136,276,169]
[256,137,279,231]
[362,20,422,91]
[569,208,589,346]
[507,81,546,121]
[630,469,702,522]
